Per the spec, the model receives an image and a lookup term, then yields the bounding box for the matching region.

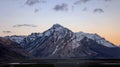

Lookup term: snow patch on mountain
[4,35,26,44]
[20,33,43,47]
[72,39,80,49]
[75,33,86,41]
[27,33,43,41]
[76,32,115,47]
[51,45,59,55]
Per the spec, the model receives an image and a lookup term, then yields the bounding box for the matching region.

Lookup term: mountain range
[1,24,120,60]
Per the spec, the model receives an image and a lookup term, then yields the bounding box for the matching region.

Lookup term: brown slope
[0,37,29,61]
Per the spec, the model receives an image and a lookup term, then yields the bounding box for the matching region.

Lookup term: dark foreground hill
[0,37,29,61]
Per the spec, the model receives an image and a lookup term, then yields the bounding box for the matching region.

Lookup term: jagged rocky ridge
[4,24,120,59]
[5,35,26,44]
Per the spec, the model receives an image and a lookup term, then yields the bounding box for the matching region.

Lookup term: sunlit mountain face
[0,0,120,61]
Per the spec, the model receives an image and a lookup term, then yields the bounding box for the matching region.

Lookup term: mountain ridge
[2,24,120,59]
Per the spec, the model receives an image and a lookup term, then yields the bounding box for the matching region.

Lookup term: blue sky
[0,0,120,45]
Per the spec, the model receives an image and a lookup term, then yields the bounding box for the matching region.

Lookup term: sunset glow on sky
[0,0,120,45]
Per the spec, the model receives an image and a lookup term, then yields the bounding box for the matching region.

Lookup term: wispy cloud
[34,8,39,13]
[53,3,68,11]
[82,7,88,11]
[71,6,74,11]
[23,0,111,13]
[104,0,112,2]
[13,24,37,28]
[74,0,91,5]
[93,8,104,13]
[3,31,12,33]
[25,0,46,6]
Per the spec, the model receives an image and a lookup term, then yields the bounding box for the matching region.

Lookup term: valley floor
[1,59,120,67]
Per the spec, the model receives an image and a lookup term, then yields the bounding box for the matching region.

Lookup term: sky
[0,0,120,45]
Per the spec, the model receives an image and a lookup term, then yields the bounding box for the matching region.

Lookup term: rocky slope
[0,37,29,61]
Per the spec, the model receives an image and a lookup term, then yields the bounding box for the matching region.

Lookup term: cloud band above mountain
[13,24,37,28]
[3,31,12,33]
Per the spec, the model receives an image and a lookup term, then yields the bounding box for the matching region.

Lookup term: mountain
[20,33,43,48]
[74,37,120,59]
[19,24,120,59]
[3,24,120,59]
[4,35,26,44]
[75,32,115,47]
[0,37,29,61]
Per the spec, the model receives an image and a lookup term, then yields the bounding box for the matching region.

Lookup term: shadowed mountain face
[3,24,120,59]
[0,37,29,61]
[75,37,120,59]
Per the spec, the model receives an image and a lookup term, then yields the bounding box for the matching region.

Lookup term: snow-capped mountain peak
[51,24,66,31]
[43,24,71,37]
[52,24,63,28]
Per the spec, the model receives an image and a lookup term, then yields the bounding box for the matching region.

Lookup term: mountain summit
[52,24,64,29]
